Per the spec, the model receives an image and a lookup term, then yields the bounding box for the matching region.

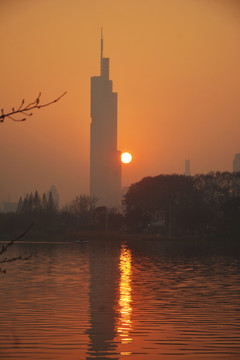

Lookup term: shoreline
[1,229,239,244]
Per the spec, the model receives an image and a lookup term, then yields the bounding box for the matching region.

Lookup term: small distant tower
[185,160,190,176]
[233,154,240,173]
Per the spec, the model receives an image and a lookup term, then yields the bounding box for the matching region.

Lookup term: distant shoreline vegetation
[1,172,240,240]
[124,171,240,238]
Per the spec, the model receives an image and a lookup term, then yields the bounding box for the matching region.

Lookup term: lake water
[1,238,240,359]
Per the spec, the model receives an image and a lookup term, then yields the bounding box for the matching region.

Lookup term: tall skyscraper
[233,153,240,173]
[90,31,121,208]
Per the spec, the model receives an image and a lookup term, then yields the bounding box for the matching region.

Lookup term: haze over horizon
[1,0,240,205]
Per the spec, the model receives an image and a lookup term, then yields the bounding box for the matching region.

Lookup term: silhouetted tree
[28,193,34,213]
[42,193,48,212]
[33,191,41,213]
[70,194,98,226]
[124,172,240,236]
[124,174,199,233]
[22,193,30,214]
[47,192,56,214]
[16,196,23,214]
[107,207,124,230]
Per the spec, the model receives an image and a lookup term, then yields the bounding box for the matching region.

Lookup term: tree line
[17,191,57,214]
[1,171,240,238]
[123,172,240,237]
[0,192,123,237]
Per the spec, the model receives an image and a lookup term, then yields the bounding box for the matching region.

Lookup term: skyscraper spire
[100,27,103,76]
[90,32,121,207]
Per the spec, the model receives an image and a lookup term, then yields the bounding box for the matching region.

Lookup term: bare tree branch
[0,92,67,123]
[0,222,34,256]
[0,222,34,273]
[0,254,32,264]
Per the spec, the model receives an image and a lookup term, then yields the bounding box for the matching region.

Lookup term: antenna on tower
[100,27,103,76]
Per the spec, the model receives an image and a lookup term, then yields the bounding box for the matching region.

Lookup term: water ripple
[0,240,240,359]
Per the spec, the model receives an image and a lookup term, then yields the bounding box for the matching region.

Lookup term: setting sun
[121,152,132,164]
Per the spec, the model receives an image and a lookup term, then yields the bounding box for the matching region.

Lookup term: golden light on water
[117,245,133,347]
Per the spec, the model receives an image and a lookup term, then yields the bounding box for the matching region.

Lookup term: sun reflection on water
[117,245,132,347]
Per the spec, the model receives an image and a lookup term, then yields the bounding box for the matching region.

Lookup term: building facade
[90,32,121,208]
[185,159,190,176]
[233,153,240,173]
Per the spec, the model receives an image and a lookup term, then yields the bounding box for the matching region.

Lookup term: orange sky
[1,0,240,205]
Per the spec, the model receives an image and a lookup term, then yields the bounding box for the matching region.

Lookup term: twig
[0,223,34,273]
[0,254,32,264]
[0,92,67,123]
[0,222,34,256]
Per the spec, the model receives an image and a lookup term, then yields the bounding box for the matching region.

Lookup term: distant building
[90,30,121,208]
[185,159,191,176]
[47,185,60,208]
[3,202,18,213]
[0,196,18,213]
[233,153,240,173]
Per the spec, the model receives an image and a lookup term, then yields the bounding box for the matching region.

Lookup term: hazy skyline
[1,0,240,205]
